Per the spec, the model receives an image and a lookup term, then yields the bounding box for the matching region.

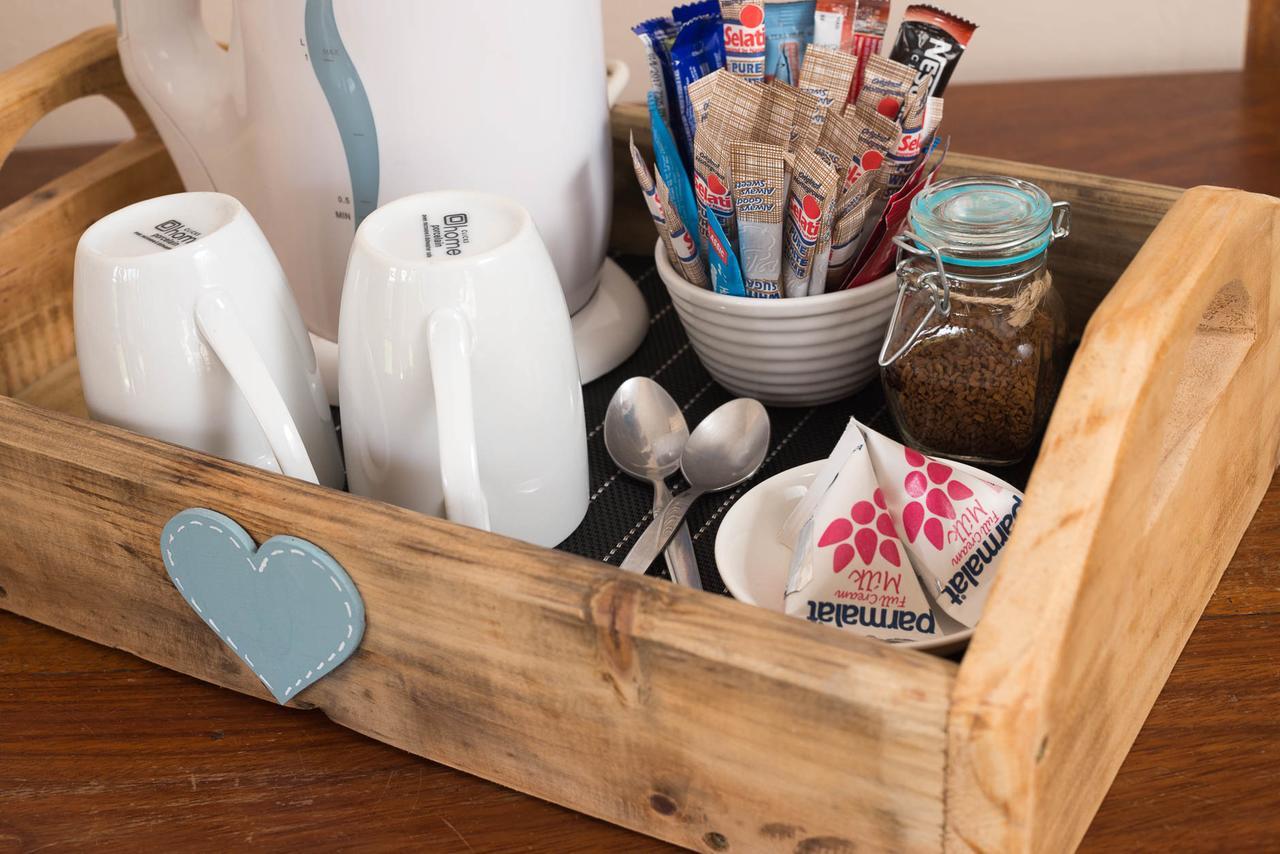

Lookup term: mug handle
[425,307,491,531]
[194,289,319,484]
[605,59,629,109]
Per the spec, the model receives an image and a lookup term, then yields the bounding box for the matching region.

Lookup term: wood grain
[1080,610,1280,852]
[1248,0,1280,70]
[13,356,86,417]
[944,72,1280,199]
[0,144,108,208]
[0,133,181,396]
[948,186,1280,852]
[0,26,148,161]
[0,395,956,853]
[0,25,180,397]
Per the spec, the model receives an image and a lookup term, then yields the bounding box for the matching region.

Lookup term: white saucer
[571,257,649,383]
[716,460,975,655]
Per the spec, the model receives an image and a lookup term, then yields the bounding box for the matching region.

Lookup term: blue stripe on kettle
[305,0,379,227]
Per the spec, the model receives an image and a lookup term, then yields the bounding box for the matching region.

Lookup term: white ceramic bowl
[654,239,898,406]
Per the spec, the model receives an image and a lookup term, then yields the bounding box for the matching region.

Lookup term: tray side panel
[0,26,151,158]
[0,134,181,398]
[0,396,955,853]
[947,187,1280,852]
[0,26,179,398]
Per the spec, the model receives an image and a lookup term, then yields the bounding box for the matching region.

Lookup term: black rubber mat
[558,253,1035,593]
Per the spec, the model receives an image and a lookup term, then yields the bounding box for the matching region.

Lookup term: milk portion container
[783,419,1026,634]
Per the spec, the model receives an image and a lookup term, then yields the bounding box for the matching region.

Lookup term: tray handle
[0,24,154,167]
[0,26,181,399]
[948,186,1280,852]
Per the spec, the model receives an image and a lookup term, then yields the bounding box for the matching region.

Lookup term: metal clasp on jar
[878,201,1071,368]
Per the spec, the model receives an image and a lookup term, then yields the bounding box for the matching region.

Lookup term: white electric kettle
[114,0,647,395]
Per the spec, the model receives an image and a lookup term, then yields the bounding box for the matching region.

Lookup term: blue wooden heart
[160,508,365,704]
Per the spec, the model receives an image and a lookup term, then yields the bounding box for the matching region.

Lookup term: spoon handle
[653,480,702,589]
[619,489,703,573]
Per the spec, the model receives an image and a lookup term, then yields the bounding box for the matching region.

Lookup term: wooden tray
[4,27,1278,853]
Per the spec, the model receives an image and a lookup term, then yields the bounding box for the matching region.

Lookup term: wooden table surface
[3,70,1280,852]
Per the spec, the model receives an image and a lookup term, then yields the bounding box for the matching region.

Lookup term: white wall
[3,0,1248,149]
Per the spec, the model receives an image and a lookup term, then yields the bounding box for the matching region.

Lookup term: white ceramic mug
[339,191,589,546]
[74,192,344,487]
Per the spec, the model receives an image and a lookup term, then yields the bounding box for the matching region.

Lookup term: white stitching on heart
[163,518,355,703]
[253,548,289,574]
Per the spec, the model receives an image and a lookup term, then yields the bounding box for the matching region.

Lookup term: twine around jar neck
[882,226,1065,368]
[947,270,1051,329]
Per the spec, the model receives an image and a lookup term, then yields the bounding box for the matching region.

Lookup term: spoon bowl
[681,398,771,490]
[604,378,689,481]
[619,397,772,573]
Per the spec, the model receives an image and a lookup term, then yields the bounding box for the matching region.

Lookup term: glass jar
[879,176,1071,466]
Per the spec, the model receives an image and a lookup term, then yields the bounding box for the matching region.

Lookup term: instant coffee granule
[883,271,1063,463]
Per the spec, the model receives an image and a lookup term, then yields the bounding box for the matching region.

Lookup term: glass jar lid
[908,176,1055,267]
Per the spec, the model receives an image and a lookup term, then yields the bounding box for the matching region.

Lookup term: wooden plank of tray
[0,395,957,853]
[0,25,182,398]
[0,130,180,397]
[12,356,85,417]
[948,185,1280,852]
[0,25,149,157]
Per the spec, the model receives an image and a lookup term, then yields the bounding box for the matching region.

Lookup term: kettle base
[313,333,342,406]
[310,257,647,405]
[571,257,648,384]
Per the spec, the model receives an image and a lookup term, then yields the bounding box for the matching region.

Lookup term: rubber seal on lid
[908,175,1054,267]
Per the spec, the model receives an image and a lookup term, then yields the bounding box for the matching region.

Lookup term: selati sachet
[783,419,1024,633]
[782,421,938,642]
